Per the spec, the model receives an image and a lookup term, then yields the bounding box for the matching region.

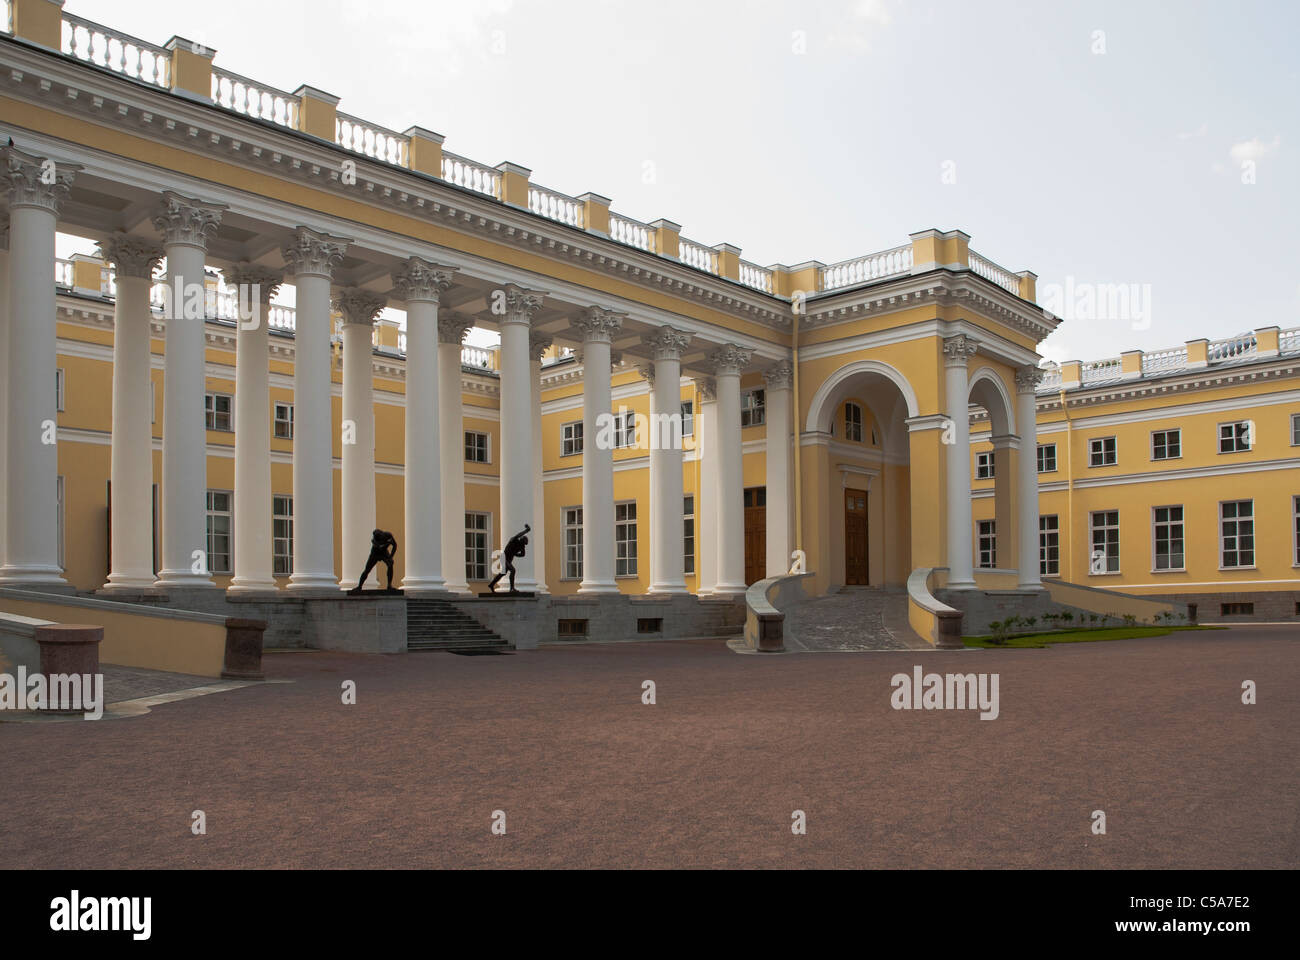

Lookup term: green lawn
[963,625,1223,649]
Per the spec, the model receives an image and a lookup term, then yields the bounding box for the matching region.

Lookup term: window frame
[844,402,864,443]
[1088,436,1117,467]
[464,511,490,581]
[1151,504,1185,573]
[1219,499,1255,570]
[561,420,584,457]
[562,505,584,581]
[272,494,293,576]
[976,519,997,569]
[273,402,295,440]
[1089,509,1120,575]
[612,409,638,450]
[205,488,233,574]
[975,450,995,480]
[56,367,66,413]
[1039,514,1059,577]
[740,388,766,428]
[1291,413,1300,447]
[1150,428,1181,461]
[683,494,695,576]
[1218,420,1252,454]
[615,500,638,578]
[205,392,234,432]
[464,430,491,464]
[680,401,694,438]
[1036,443,1057,474]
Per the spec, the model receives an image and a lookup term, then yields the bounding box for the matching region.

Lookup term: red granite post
[34,624,103,714]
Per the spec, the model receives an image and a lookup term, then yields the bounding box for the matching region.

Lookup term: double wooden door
[845,488,868,585]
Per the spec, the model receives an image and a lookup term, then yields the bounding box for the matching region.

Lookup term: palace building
[1,3,1297,656]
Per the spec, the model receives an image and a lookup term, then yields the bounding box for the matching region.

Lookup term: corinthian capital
[333,288,387,327]
[529,330,554,361]
[636,362,655,387]
[1015,364,1046,394]
[152,190,226,250]
[644,324,692,362]
[282,226,350,279]
[497,283,544,326]
[438,312,474,345]
[97,233,163,280]
[943,334,980,367]
[392,257,456,303]
[2,145,80,214]
[763,360,794,390]
[574,306,625,344]
[707,343,752,376]
[696,376,718,403]
[224,262,284,303]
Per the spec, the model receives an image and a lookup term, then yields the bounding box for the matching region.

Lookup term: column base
[287,574,341,592]
[226,579,281,596]
[648,582,689,595]
[156,569,217,588]
[946,579,978,591]
[578,580,620,595]
[1017,581,1047,592]
[0,564,68,587]
[102,574,162,592]
[711,582,747,596]
[401,577,452,597]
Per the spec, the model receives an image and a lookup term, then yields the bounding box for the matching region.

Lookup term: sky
[56,0,1299,362]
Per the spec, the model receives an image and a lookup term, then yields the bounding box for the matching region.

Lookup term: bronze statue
[352,528,398,593]
[488,524,530,594]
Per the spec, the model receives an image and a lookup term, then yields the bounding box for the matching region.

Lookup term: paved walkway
[1,625,1295,869]
[784,587,928,651]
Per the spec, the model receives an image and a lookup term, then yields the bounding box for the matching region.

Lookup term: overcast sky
[58,0,1298,362]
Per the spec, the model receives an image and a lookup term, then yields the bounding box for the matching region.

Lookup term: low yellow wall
[0,594,227,678]
[1044,581,1176,622]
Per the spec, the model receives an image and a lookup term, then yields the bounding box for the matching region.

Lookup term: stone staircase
[783,586,925,651]
[406,598,509,652]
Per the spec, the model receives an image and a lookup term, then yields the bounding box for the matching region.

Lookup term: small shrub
[1123,613,1137,626]
[1061,611,1074,624]
[1025,616,1037,629]
[987,620,1008,645]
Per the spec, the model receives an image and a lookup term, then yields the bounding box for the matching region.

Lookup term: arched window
[845,402,864,442]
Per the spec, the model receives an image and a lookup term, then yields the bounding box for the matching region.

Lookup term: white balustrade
[820,244,912,291]
[678,238,718,274]
[336,113,409,166]
[528,186,584,228]
[738,260,773,293]
[441,152,501,199]
[54,258,73,287]
[608,215,654,252]
[1141,347,1188,374]
[1280,327,1300,354]
[61,13,170,88]
[1207,332,1256,362]
[1080,358,1122,383]
[461,345,496,370]
[1,1,11,34]
[212,68,299,129]
[1037,368,1062,390]
[968,251,1021,295]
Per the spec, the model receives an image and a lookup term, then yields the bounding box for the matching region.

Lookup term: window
[1036,443,1057,473]
[56,475,65,570]
[150,382,156,424]
[1220,500,1254,568]
[56,368,66,412]
[637,618,663,634]
[1151,428,1180,461]
[557,619,589,637]
[205,393,233,432]
[1292,413,1300,446]
[977,520,996,569]
[205,490,232,574]
[613,410,637,449]
[1220,602,1254,617]
[976,451,995,480]
[1088,436,1117,467]
[274,403,294,440]
[563,507,583,580]
[845,402,863,442]
[273,495,293,576]
[1295,496,1300,567]
[465,431,490,463]
[1039,515,1059,576]
[615,501,638,577]
[1152,505,1184,571]
[561,420,583,457]
[680,401,694,438]
[744,487,767,508]
[1089,510,1120,574]
[1218,420,1252,453]
[683,495,696,575]
[465,512,490,581]
[740,389,765,427]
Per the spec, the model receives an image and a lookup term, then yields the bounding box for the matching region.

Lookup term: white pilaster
[438,313,473,595]
[696,378,718,595]
[944,334,978,589]
[497,285,545,592]
[646,326,691,594]
[282,227,350,592]
[763,360,794,578]
[710,343,751,595]
[0,217,10,571]
[101,235,165,591]
[530,330,553,594]
[1016,366,1045,590]
[0,147,79,586]
[576,307,624,593]
[225,263,283,594]
[335,288,386,589]
[393,258,455,594]
[152,190,226,587]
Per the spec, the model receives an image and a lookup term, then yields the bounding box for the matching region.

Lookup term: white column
[1016,366,1045,590]
[335,288,386,589]
[226,263,283,594]
[530,330,553,594]
[282,227,350,591]
[943,334,978,589]
[152,190,226,587]
[0,216,10,571]
[576,307,623,593]
[101,235,164,591]
[393,258,455,594]
[696,378,718,595]
[710,343,751,595]
[497,285,545,592]
[0,148,80,585]
[646,326,691,594]
[763,360,794,578]
[438,313,472,595]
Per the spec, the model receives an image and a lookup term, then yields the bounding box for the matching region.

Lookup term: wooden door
[845,488,868,585]
[744,487,767,585]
